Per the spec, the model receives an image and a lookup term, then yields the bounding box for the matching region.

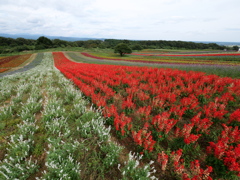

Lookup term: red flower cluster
[174,123,201,145]
[182,160,213,180]
[157,151,169,171]
[114,113,132,136]
[206,124,240,175]
[229,108,240,124]
[132,123,156,152]
[171,149,185,174]
[152,112,178,134]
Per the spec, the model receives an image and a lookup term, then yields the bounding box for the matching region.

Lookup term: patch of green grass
[0,118,21,142]
[32,134,47,157]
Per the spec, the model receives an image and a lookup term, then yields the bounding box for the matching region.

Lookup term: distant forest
[0,36,238,54]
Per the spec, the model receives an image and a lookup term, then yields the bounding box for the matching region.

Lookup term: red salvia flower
[171,149,183,163]
[157,151,169,171]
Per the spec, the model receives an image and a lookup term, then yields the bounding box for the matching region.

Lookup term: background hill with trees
[0,35,238,54]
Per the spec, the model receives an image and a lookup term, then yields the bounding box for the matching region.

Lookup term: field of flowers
[81,52,240,66]
[0,53,43,78]
[131,52,240,57]
[54,52,240,179]
[0,54,32,73]
[0,53,157,179]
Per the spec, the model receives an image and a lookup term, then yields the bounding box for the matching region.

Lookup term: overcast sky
[0,0,240,42]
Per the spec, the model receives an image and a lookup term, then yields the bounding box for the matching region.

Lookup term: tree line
[0,36,238,54]
[0,36,77,54]
[103,39,235,51]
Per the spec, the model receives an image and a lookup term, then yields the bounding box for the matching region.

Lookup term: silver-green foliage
[119,152,157,180]
[41,138,81,180]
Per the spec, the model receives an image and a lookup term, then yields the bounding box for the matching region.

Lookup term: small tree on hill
[114,43,132,56]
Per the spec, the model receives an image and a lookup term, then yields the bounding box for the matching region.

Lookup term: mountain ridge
[0,33,104,41]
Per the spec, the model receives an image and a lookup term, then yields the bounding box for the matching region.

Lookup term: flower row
[0,54,32,73]
[131,52,240,57]
[53,52,240,179]
[81,52,240,66]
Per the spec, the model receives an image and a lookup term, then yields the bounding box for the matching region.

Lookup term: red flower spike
[157,151,169,171]
[173,160,185,174]
[184,134,201,145]
[171,149,183,162]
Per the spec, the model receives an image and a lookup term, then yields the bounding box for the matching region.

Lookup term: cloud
[154,16,218,26]
[225,28,240,31]
[0,0,240,41]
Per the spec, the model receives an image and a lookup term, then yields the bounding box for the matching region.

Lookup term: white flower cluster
[119,151,158,180]
[0,84,40,179]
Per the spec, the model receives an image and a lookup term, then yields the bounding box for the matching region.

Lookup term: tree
[114,43,132,56]
[232,45,239,51]
[83,40,102,48]
[36,36,53,49]
[52,39,68,48]
[16,38,28,46]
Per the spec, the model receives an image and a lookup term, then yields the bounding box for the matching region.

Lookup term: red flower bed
[0,55,20,66]
[53,52,240,179]
[0,54,32,73]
